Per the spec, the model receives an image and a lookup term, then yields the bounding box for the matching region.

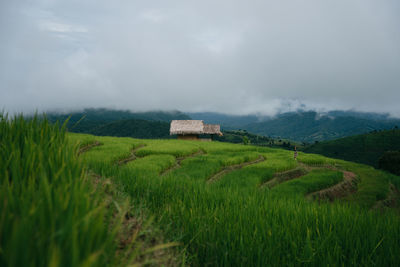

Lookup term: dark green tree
[378,151,400,176]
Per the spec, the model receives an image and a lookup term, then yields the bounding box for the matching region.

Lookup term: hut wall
[177,134,199,140]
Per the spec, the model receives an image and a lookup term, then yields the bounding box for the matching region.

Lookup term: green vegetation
[245,111,400,142]
[303,129,400,168]
[379,151,400,176]
[215,130,302,151]
[216,130,271,145]
[69,132,400,266]
[46,109,400,144]
[270,169,343,195]
[0,115,180,267]
[46,108,189,138]
[89,119,171,139]
[0,115,120,266]
[3,114,400,266]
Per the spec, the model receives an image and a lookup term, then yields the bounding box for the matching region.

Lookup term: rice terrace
[2,114,400,266]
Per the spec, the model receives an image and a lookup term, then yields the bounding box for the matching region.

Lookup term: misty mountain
[46,108,400,143]
[245,111,400,142]
[188,110,400,143]
[187,112,262,129]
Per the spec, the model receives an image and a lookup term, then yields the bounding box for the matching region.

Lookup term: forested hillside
[187,112,260,129]
[46,109,400,144]
[46,108,189,138]
[303,129,400,168]
[90,119,171,139]
[245,111,400,143]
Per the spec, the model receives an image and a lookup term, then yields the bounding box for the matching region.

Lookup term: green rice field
[71,131,400,266]
[2,115,400,266]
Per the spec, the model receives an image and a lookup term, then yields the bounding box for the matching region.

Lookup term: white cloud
[139,9,167,23]
[0,0,399,116]
[194,29,243,54]
[39,21,88,33]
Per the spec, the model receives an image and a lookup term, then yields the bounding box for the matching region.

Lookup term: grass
[3,118,399,266]
[270,169,343,195]
[0,115,119,267]
[124,154,176,176]
[0,116,182,267]
[67,133,400,266]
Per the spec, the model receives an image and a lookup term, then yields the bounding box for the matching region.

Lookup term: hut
[170,120,223,141]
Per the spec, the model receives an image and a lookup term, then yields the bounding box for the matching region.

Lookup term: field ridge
[262,167,307,188]
[307,170,358,201]
[207,155,265,183]
[117,144,146,165]
[78,140,102,155]
[160,149,205,176]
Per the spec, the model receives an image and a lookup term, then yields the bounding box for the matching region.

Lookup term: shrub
[378,151,400,176]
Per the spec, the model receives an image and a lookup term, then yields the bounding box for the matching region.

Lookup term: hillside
[216,130,299,150]
[46,109,400,143]
[303,129,400,168]
[46,108,189,137]
[216,130,272,145]
[245,111,400,142]
[88,119,171,139]
[189,110,400,142]
[46,109,288,144]
[4,114,400,266]
[70,132,400,266]
[187,112,260,129]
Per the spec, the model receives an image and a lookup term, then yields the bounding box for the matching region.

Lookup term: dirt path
[259,161,359,201]
[160,150,205,176]
[116,144,146,165]
[306,170,358,201]
[207,155,265,184]
[78,141,102,155]
[372,183,400,211]
[261,167,308,188]
[86,170,181,265]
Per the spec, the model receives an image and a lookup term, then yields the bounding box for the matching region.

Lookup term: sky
[1,0,400,116]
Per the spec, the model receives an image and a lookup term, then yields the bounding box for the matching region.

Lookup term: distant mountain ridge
[46,108,189,138]
[188,110,400,143]
[46,108,400,143]
[187,112,261,129]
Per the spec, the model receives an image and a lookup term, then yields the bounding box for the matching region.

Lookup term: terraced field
[69,133,400,266]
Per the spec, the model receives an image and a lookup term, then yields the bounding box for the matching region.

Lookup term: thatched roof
[170,120,204,135]
[203,124,223,136]
[170,120,223,136]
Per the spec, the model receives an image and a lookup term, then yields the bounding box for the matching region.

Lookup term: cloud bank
[1,0,400,116]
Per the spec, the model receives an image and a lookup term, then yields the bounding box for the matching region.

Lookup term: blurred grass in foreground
[0,115,147,267]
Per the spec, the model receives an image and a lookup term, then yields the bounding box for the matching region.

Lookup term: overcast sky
[1,0,399,116]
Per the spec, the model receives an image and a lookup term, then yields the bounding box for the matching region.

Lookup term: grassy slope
[303,129,400,167]
[1,116,183,267]
[46,108,189,137]
[70,132,400,266]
